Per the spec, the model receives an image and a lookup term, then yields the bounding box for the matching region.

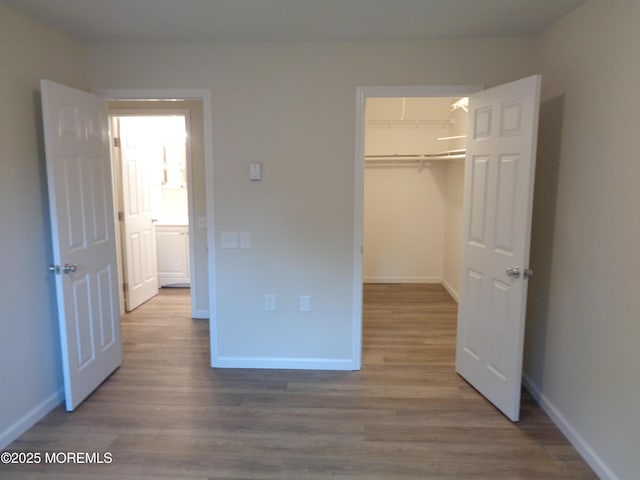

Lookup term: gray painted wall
[524,1,640,478]
[0,4,87,448]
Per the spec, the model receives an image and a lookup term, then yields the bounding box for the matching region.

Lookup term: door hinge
[123,282,128,292]
[113,137,121,148]
[118,211,124,222]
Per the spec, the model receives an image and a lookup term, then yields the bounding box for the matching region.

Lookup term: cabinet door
[156,226,190,286]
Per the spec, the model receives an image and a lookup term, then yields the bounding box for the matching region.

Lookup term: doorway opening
[352,85,482,369]
[363,96,468,297]
[354,77,542,422]
[110,111,193,312]
[104,97,211,320]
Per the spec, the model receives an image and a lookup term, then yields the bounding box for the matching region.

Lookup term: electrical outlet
[264,294,275,311]
[299,295,311,312]
[239,231,251,249]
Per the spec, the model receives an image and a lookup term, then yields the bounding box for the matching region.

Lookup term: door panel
[96,265,116,348]
[462,269,483,360]
[90,158,110,244]
[71,275,94,367]
[119,117,159,311]
[41,79,122,411]
[456,75,541,421]
[469,156,489,246]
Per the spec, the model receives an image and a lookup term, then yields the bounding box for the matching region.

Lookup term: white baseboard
[363,276,441,284]
[0,389,63,451]
[522,374,619,480]
[441,278,459,302]
[363,276,459,302]
[192,309,209,319]
[213,356,358,370]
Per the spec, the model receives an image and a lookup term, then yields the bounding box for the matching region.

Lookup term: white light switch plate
[221,232,238,249]
[249,163,262,181]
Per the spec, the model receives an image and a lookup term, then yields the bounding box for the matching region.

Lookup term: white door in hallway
[41,79,122,411]
[117,117,159,311]
[456,75,541,422]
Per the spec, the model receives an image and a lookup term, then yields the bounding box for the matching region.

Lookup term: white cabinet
[156,225,190,287]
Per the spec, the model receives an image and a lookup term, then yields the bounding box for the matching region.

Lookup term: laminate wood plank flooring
[1,284,597,479]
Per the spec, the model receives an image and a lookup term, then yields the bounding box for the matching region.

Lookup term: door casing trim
[95,89,216,359]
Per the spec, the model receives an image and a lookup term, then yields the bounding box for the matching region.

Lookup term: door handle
[506,267,521,279]
[506,267,533,279]
[63,263,77,274]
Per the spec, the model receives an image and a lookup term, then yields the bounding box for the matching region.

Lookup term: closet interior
[363,96,468,300]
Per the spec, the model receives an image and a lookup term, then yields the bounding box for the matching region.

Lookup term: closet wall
[442,105,467,298]
[363,97,466,299]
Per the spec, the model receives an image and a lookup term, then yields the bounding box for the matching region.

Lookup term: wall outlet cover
[299,295,311,312]
[239,231,251,249]
[264,294,276,311]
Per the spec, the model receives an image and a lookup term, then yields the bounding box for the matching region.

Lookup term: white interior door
[456,75,541,421]
[118,117,159,311]
[41,79,122,411]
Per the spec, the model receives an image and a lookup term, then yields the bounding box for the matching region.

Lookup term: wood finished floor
[1,284,596,479]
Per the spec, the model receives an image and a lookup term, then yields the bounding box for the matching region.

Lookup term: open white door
[117,117,159,311]
[41,80,122,411]
[456,75,541,421]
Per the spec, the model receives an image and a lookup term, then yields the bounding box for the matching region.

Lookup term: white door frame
[95,89,216,330]
[352,85,482,369]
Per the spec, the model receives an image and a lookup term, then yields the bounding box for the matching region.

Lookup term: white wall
[441,105,468,299]
[364,167,445,283]
[364,97,451,283]
[86,39,538,366]
[160,187,189,221]
[0,4,87,449]
[524,1,640,478]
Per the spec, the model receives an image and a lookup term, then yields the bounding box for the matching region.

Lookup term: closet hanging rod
[365,149,466,162]
[365,154,465,162]
[437,134,467,141]
[365,118,451,128]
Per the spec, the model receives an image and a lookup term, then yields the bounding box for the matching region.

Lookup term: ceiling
[1,0,585,44]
